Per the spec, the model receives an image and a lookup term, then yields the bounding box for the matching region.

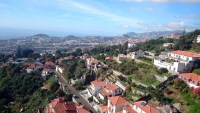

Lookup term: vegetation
[137,57,153,64]
[139,37,177,53]
[192,68,200,75]
[173,29,200,52]
[62,59,88,80]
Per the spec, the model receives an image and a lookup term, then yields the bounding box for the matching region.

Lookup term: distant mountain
[33,34,49,37]
[125,30,183,37]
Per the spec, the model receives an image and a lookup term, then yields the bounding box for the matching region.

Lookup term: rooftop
[108,96,129,106]
[90,80,107,87]
[170,50,200,58]
[179,73,200,82]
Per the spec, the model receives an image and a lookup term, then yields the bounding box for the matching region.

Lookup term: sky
[0,0,200,38]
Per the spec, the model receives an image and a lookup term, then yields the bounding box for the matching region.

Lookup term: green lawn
[131,74,161,86]
[45,76,58,86]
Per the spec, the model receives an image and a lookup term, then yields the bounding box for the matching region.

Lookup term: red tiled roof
[88,58,98,62]
[129,41,138,44]
[43,84,50,90]
[123,104,137,113]
[51,98,64,108]
[118,54,126,57]
[108,96,129,106]
[101,89,110,95]
[45,62,55,66]
[100,105,112,113]
[57,58,64,63]
[43,68,49,72]
[179,73,200,82]
[76,105,90,113]
[133,101,160,113]
[170,50,200,58]
[28,64,41,69]
[105,57,113,61]
[107,84,119,90]
[91,80,107,87]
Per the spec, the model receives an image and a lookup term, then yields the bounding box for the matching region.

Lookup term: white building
[127,50,144,59]
[98,84,123,100]
[56,65,65,73]
[154,50,200,73]
[128,41,139,48]
[197,35,200,43]
[123,101,161,113]
[87,80,107,97]
[100,96,130,113]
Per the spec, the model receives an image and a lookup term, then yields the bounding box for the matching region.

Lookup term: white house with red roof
[41,68,50,80]
[100,96,130,113]
[179,73,200,88]
[44,98,90,113]
[45,61,55,69]
[27,64,42,73]
[88,80,107,97]
[123,101,160,113]
[154,50,200,73]
[117,54,127,61]
[127,50,144,59]
[128,41,139,48]
[98,84,123,100]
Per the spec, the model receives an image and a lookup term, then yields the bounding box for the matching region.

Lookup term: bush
[157,68,168,74]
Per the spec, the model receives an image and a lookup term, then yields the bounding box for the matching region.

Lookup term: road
[54,71,97,113]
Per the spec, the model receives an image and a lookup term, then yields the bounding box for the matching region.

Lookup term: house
[41,84,50,90]
[80,54,89,60]
[98,84,123,100]
[105,57,113,61]
[117,54,127,61]
[45,62,55,69]
[100,96,130,113]
[197,35,200,43]
[86,57,99,69]
[41,68,50,80]
[166,33,180,39]
[154,50,200,73]
[65,55,74,60]
[163,43,174,48]
[87,80,107,97]
[128,41,139,48]
[123,101,161,113]
[56,65,65,73]
[127,50,144,59]
[27,64,42,73]
[56,58,64,64]
[44,98,90,113]
[179,73,200,88]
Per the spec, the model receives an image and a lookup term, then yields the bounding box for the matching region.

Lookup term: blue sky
[0,0,200,38]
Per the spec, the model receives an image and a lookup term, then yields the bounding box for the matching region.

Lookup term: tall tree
[16,45,21,58]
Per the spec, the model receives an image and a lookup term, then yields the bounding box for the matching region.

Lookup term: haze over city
[0,0,200,38]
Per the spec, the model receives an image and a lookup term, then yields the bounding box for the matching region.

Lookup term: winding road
[54,71,97,113]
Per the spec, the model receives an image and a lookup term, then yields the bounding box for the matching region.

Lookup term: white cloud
[166,21,185,30]
[181,14,196,18]
[146,7,153,11]
[56,0,140,24]
[119,0,200,3]
[121,25,130,28]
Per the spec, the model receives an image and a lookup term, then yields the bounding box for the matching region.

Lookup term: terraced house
[154,50,200,73]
